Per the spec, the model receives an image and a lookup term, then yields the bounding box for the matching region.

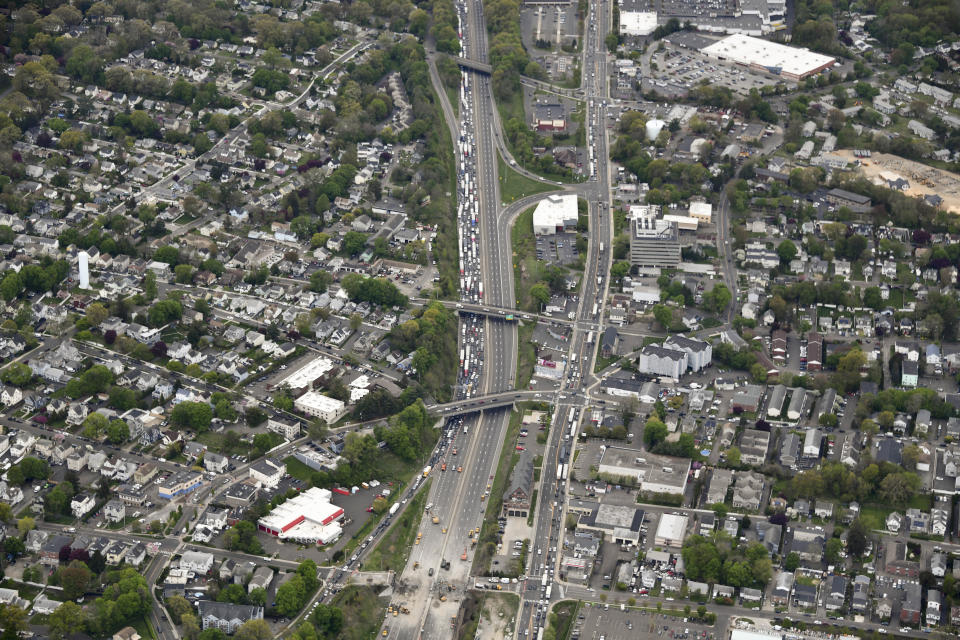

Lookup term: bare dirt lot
[834,149,960,213]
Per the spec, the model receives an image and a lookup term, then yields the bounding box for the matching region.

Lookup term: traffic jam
[455,0,485,402]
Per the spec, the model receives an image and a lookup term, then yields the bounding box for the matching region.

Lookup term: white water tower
[646,119,666,141]
[78,251,90,289]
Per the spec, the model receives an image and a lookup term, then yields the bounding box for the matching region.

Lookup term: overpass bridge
[452,56,493,74]
[411,298,583,327]
[426,390,546,417]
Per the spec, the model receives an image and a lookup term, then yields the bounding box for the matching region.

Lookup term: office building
[630,212,680,269]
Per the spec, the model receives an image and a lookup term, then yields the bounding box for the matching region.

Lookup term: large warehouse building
[257,487,344,544]
[700,34,836,81]
[532,194,578,236]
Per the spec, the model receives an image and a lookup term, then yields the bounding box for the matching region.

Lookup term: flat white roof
[731,631,783,640]
[295,390,345,412]
[655,513,688,542]
[701,33,835,78]
[533,194,578,231]
[620,11,658,36]
[281,357,336,389]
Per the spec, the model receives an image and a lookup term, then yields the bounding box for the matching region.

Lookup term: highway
[382,0,522,635]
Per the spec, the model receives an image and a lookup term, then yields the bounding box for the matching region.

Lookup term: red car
[515,446,525,451]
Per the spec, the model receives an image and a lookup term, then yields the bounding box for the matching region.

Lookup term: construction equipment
[439,594,447,602]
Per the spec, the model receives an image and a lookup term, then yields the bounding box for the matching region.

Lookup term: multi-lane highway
[385,0,522,635]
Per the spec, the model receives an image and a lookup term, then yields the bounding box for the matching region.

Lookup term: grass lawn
[445,85,459,119]
[132,616,158,640]
[362,480,430,573]
[859,504,894,531]
[284,456,315,482]
[330,585,386,640]
[516,319,537,389]
[196,431,251,457]
[908,493,932,510]
[511,205,559,312]
[594,342,618,373]
[498,155,555,204]
[545,600,579,639]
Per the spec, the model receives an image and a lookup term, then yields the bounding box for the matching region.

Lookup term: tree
[248,588,266,607]
[82,412,109,439]
[170,401,213,432]
[217,584,246,604]
[777,239,797,263]
[818,413,838,428]
[879,472,921,505]
[174,264,195,284]
[48,602,85,640]
[725,446,741,467]
[784,551,800,571]
[17,516,34,536]
[702,283,732,314]
[847,518,868,557]
[825,538,844,565]
[107,419,130,444]
[166,595,192,624]
[60,561,93,600]
[643,418,668,450]
[235,619,272,640]
[711,503,729,520]
[529,283,551,307]
[1,362,32,387]
[901,444,921,471]
[85,302,109,327]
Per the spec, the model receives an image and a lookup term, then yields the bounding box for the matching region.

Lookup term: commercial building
[157,471,202,499]
[688,201,713,224]
[700,33,836,81]
[654,513,689,547]
[598,448,690,495]
[579,504,645,545]
[257,487,344,544]
[630,213,680,269]
[662,214,699,231]
[294,391,347,423]
[280,357,337,394]
[637,345,687,380]
[619,11,658,36]
[532,194,578,236]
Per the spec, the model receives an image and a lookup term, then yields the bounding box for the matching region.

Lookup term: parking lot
[646,44,782,96]
[573,604,719,640]
[536,232,580,266]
